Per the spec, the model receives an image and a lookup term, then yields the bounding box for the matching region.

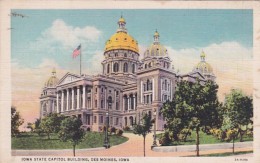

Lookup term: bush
[178,128,191,141]
[110,127,116,134]
[159,132,171,146]
[116,129,123,136]
[101,126,106,132]
[123,126,130,131]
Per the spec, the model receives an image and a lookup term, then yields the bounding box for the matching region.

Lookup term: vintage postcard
[1,0,260,163]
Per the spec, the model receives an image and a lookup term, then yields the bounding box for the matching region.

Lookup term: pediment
[57,73,81,85]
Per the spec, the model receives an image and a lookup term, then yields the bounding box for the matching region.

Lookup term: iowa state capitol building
[39,16,215,131]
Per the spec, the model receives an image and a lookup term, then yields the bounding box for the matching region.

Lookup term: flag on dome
[72,44,81,58]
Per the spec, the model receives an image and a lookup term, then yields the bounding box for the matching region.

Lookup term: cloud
[30,19,102,56]
[12,59,68,128]
[165,41,253,101]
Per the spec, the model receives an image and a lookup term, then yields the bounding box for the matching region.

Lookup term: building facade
[39,16,215,131]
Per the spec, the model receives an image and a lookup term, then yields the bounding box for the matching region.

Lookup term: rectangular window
[87,98,91,108]
[100,116,103,123]
[95,100,97,107]
[116,118,119,125]
[94,116,97,123]
[101,100,104,108]
[116,102,119,110]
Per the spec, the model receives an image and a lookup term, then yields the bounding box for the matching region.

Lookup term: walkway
[12,133,253,157]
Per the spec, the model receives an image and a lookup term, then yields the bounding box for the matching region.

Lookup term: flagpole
[80,44,82,76]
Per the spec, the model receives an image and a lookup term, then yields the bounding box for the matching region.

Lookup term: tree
[58,116,85,157]
[11,106,24,137]
[224,89,253,142]
[133,113,154,157]
[34,118,42,136]
[40,113,65,139]
[26,122,34,132]
[161,80,221,156]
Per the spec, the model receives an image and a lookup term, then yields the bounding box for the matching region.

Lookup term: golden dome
[144,44,168,57]
[104,17,139,53]
[194,51,213,74]
[195,62,213,74]
[45,68,59,87]
[144,30,167,57]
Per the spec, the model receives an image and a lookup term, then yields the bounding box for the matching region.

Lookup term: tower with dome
[39,16,216,131]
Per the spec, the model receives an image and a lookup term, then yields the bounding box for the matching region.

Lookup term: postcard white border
[0,0,259,163]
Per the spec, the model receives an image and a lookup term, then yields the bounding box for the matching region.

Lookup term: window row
[143,79,153,91]
[143,94,153,104]
[162,79,171,91]
[95,99,119,110]
[93,116,120,126]
[107,63,136,73]
[107,52,136,59]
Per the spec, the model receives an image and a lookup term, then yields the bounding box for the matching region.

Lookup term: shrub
[101,126,106,132]
[116,129,123,136]
[178,128,191,142]
[110,127,116,134]
[123,126,130,131]
[159,132,171,146]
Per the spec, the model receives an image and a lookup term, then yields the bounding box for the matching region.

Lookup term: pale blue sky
[11,9,252,70]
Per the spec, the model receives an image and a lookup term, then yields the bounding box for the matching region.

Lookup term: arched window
[148,62,152,68]
[162,81,164,90]
[107,64,110,74]
[123,62,128,72]
[115,53,118,57]
[124,53,127,57]
[146,79,149,91]
[113,63,119,72]
[132,64,135,73]
[145,64,147,69]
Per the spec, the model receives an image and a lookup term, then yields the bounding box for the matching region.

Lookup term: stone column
[127,95,130,111]
[52,100,55,112]
[56,92,59,113]
[123,95,125,111]
[77,86,80,110]
[61,90,64,112]
[141,80,143,103]
[105,87,107,110]
[72,88,74,110]
[66,89,69,111]
[152,78,155,101]
[133,94,136,110]
[90,87,93,108]
[83,85,86,109]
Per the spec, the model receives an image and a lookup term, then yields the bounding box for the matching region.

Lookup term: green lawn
[12,132,128,150]
[157,131,253,146]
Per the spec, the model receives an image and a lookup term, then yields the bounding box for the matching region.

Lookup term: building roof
[104,16,139,53]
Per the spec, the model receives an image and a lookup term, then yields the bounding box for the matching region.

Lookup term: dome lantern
[200,50,206,62]
[117,15,127,33]
[153,29,160,44]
